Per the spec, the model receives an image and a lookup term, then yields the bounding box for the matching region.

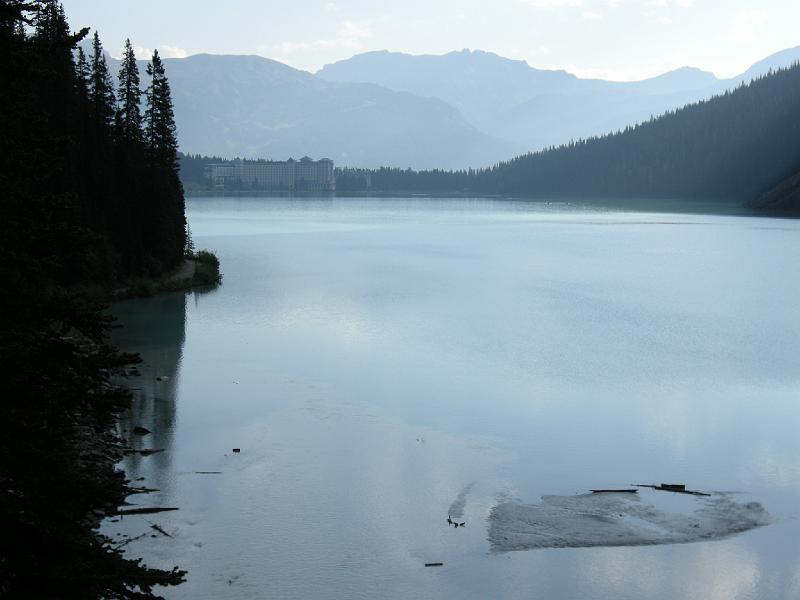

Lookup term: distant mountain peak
[631,65,719,93]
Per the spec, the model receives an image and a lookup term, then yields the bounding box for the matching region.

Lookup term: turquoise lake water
[105,197,800,599]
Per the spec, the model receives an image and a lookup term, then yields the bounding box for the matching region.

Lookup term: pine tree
[74,46,90,100]
[89,30,115,130]
[34,0,68,41]
[145,49,179,174]
[184,224,196,257]
[116,38,142,143]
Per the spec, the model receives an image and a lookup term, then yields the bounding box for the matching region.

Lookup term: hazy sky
[61,0,799,80]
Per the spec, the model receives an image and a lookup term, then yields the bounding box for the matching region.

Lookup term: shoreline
[183,191,781,219]
[109,253,222,300]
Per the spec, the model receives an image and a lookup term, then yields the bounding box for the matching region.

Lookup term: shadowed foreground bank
[1,2,191,597]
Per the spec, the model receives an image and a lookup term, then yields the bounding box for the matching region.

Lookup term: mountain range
[105,44,800,169]
[331,62,800,213]
[319,46,800,155]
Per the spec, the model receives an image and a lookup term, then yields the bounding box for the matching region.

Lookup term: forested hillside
[750,170,800,213]
[1,1,186,597]
[334,63,800,209]
[473,63,800,201]
[9,20,187,280]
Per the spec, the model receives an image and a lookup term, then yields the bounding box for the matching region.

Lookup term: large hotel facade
[206,157,335,192]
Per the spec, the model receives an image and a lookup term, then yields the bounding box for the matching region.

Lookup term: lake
[105,197,800,599]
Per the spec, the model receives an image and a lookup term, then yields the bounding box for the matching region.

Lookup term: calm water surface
[105,197,800,599]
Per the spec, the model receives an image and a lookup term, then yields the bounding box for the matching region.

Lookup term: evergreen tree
[74,46,89,100]
[1,2,187,596]
[34,0,68,42]
[329,63,800,207]
[184,223,196,257]
[145,49,179,173]
[89,30,115,130]
[116,38,142,143]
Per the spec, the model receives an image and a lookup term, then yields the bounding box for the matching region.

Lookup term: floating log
[232,448,241,453]
[123,448,164,456]
[632,484,711,497]
[660,483,685,491]
[661,488,711,497]
[424,562,444,567]
[133,426,151,435]
[590,489,638,494]
[195,471,221,474]
[126,487,160,494]
[113,532,148,549]
[148,523,173,538]
[114,507,179,516]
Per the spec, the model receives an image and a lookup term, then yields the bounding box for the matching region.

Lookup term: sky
[61,0,800,81]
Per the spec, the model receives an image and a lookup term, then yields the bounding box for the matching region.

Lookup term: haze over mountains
[319,47,800,155]
[110,44,800,169]
[159,54,514,170]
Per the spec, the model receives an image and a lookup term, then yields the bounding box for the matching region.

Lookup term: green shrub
[195,249,219,268]
[189,249,222,286]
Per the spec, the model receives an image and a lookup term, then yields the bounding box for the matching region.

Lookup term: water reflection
[112,291,187,493]
[104,198,800,599]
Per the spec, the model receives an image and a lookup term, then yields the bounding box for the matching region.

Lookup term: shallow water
[105,197,800,599]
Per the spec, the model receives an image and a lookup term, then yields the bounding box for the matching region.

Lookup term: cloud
[272,19,372,57]
[548,62,662,81]
[132,45,152,59]
[582,10,603,20]
[521,0,583,9]
[521,0,693,15]
[130,45,188,60]
[647,0,695,7]
[160,45,188,59]
[641,0,693,25]
[727,9,768,44]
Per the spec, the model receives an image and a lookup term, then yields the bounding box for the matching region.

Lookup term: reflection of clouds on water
[739,444,800,490]
[636,382,761,462]
[581,541,759,600]
[489,492,769,551]
[791,563,800,599]
[638,389,696,460]
[635,382,800,491]
[103,200,800,599]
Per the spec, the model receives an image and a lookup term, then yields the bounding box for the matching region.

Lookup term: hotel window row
[206,157,335,191]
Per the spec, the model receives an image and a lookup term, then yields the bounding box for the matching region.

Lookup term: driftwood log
[114,507,179,516]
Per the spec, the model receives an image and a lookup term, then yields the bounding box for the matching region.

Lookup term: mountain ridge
[317,47,798,154]
[103,51,520,169]
[99,44,800,169]
[332,63,800,211]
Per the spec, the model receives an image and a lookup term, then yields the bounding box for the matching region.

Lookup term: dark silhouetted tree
[1,3,188,595]
[74,46,90,100]
[89,30,115,130]
[145,49,179,173]
[116,38,142,143]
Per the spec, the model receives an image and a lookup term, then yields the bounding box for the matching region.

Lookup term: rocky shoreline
[1,321,187,598]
